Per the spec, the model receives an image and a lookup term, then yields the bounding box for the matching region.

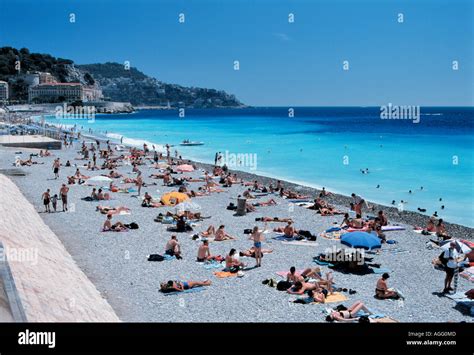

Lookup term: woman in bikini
[375,273,399,299]
[200,225,216,237]
[160,279,211,293]
[326,301,372,322]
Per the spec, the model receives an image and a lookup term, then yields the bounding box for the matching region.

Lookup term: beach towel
[460,267,474,282]
[272,235,298,241]
[281,240,318,247]
[162,287,204,296]
[313,256,335,267]
[311,292,348,304]
[213,271,238,278]
[347,226,405,233]
[202,261,225,269]
[320,231,343,240]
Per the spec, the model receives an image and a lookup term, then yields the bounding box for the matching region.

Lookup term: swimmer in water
[376,185,380,188]
[391,200,395,205]
[439,198,442,201]
[441,205,445,210]
[420,186,424,190]
[409,190,412,194]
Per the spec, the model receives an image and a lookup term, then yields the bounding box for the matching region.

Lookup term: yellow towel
[312,292,348,304]
[213,271,237,278]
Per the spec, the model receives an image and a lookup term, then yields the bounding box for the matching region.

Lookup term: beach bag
[243,229,252,234]
[277,281,292,291]
[148,254,164,262]
[125,222,139,229]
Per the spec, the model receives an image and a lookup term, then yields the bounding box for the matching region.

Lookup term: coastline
[31,114,474,236]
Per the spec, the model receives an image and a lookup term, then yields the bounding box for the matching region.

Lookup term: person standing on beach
[42,189,51,213]
[136,172,143,196]
[249,226,264,267]
[60,184,69,212]
[214,152,218,166]
[52,158,60,179]
[351,193,365,216]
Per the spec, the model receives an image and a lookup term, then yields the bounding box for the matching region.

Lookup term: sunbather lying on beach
[293,289,328,304]
[141,192,163,207]
[215,225,236,241]
[326,301,372,322]
[301,267,334,293]
[287,281,320,295]
[239,247,273,258]
[255,217,293,223]
[252,199,277,207]
[279,189,309,200]
[96,205,130,215]
[160,279,211,293]
[102,214,128,232]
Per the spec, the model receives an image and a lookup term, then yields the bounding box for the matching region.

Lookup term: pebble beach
[0,137,472,323]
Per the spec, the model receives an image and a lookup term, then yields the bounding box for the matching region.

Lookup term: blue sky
[0,0,472,106]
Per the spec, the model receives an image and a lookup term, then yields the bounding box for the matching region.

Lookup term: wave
[105,132,167,152]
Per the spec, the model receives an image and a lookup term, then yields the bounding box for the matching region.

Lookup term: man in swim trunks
[60,184,69,212]
[351,193,365,216]
[249,226,264,267]
[197,240,212,262]
[165,235,182,259]
[42,189,51,213]
[52,158,60,179]
[283,221,296,238]
[287,266,304,284]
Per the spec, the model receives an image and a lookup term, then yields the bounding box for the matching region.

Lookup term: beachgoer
[375,273,399,299]
[249,226,264,267]
[160,279,211,293]
[225,248,245,272]
[197,240,212,262]
[165,235,182,259]
[326,301,372,322]
[215,225,235,241]
[42,189,51,213]
[60,184,69,212]
[103,214,127,232]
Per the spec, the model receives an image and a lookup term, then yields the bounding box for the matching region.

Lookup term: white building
[0,81,8,102]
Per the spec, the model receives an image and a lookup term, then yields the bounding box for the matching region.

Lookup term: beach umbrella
[160,191,189,206]
[174,200,201,213]
[340,231,381,250]
[440,239,472,254]
[86,176,113,185]
[176,164,194,172]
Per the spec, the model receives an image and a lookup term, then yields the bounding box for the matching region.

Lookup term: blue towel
[272,235,297,241]
[326,227,341,233]
[163,255,176,261]
[162,287,204,296]
[313,259,335,267]
[203,261,224,269]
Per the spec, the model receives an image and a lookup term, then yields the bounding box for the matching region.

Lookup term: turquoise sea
[47,107,474,227]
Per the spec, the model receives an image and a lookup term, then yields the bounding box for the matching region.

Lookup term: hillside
[0,47,245,108]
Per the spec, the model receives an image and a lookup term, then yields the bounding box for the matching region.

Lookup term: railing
[0,241,28,322]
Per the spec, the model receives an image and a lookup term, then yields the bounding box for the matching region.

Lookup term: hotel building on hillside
[28,83,103,103]
[0,81,9,102]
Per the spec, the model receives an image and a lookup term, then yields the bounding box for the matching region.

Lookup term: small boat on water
[180,140,204,146]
